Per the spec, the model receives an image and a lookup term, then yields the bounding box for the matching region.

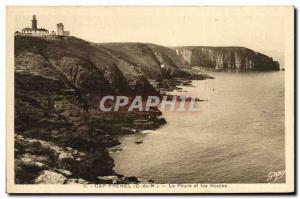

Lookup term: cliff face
[15,36,161,96]
[99,42,187,80]
[174,47,280,71]
[14,36,169,184]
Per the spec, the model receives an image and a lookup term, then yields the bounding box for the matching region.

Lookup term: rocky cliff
[97,42,210,91]
[15,36,164,96]
[99,42,187,80]
[174,46,280,71]
[14,36,204,184]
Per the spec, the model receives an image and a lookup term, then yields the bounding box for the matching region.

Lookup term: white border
[1,1,298,198]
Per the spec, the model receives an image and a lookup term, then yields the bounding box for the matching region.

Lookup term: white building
[17,15,50,37]
[15,15,70,37]
[20,27,49,36]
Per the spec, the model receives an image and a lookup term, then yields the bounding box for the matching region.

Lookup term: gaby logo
[99,96,200,112]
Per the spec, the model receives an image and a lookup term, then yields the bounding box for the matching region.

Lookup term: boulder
[34,170,67,184]
[97,175,119,184]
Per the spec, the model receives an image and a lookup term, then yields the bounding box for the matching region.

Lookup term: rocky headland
[173,46,280,71]
[14,36,279,184]
[14,36,207,184]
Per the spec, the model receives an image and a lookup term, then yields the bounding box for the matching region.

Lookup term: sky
[12,7,292,66]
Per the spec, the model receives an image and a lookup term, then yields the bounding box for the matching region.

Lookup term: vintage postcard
[6,6,294,193]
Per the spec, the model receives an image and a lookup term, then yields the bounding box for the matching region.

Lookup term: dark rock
[134,141,143,144]
[125,176,139,183]
[15,158,47,184]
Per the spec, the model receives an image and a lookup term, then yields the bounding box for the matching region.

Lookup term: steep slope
[14,36,165,184]
[99,42,187,80]
[173,46,280,71]
[15,36,158,96]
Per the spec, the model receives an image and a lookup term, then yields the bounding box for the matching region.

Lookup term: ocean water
[111,71,285,183]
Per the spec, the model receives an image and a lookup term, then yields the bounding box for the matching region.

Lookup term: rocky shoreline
[15,75,206,184]
[14,35,212,184]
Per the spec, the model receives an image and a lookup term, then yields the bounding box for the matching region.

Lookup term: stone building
[56,23,70,36]
[15,15,70,37]
[18,15,50,36]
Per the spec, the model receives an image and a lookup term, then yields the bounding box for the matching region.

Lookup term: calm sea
[111,71,285,183]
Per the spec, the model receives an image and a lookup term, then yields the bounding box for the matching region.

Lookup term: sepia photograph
[6,6,294,193]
